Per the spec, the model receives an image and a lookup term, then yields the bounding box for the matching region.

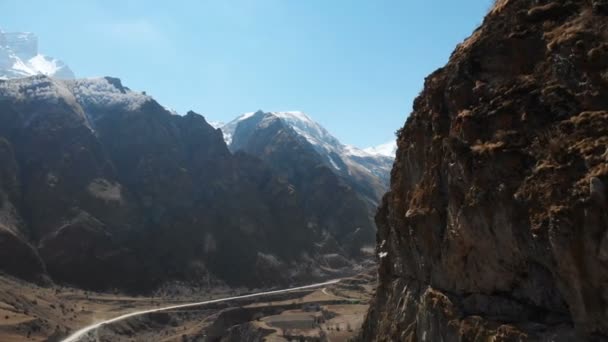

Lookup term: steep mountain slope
[223,111,394,206]
[361,0,608,340]
[0,31,74,79]
[229,111,376,255]
[0,76,358,292]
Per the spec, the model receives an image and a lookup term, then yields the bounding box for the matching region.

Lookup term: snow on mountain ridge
[224,111,349,155]
[0,75,158,132]
[271,111,342,153]
[66,78,151,111]
[222,110,396,159]
[208,120,224,128]
[0,75,75,103]
[221,111,395,197]
[363,140,397,157]
[0,75,92,130]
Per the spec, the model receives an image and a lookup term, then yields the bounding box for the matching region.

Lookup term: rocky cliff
[362,0,608,340]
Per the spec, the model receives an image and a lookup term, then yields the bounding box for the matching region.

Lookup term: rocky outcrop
[362,0,608,340]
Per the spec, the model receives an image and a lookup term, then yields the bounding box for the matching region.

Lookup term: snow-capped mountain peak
[221,111,395,204]
[271,111,342,152]
[0,31,74,80]
[222,110,341,152]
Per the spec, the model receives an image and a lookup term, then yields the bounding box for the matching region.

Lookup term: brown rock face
[362,1,608,340]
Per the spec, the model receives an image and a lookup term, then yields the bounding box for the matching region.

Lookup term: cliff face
[362,0,608,340]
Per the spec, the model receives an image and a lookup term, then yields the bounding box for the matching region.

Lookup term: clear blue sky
[1,0,493,148]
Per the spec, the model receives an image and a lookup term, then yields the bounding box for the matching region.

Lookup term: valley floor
[0,272,375,341]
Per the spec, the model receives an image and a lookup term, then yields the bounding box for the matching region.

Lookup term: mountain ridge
[0,75,371,292]
[222,110,394,206]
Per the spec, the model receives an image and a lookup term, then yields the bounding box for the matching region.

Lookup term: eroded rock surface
[362,0,608,340]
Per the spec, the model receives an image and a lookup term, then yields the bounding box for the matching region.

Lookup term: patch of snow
[343,145,372,158]
[28,54,60,75]
[162,106,179,115]
[378,251,388,258]
[363,140,397,157]
[328,155,341,170]
[223,132,233,146]
[27,54,74,79]
[270,111,342,153]
[207,120,224,129]
[219,111,260,145]
[258,114,279,129]
[239,111,256,121]
[11,58,35,75]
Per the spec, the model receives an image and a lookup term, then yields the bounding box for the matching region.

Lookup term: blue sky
[1,0,493,148]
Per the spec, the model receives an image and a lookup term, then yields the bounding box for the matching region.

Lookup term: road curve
[61,279,340,342]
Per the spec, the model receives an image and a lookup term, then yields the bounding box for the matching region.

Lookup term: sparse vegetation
[395,127,404,138]
[471,140,505,155]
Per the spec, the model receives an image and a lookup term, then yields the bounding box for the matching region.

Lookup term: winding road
[61,279,340,342]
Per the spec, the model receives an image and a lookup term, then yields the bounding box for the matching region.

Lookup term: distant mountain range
[0,27,394,291]
[217,112,396,161]
[0,31,74,79]
[221,111,394,207]
[0,75,388,292]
